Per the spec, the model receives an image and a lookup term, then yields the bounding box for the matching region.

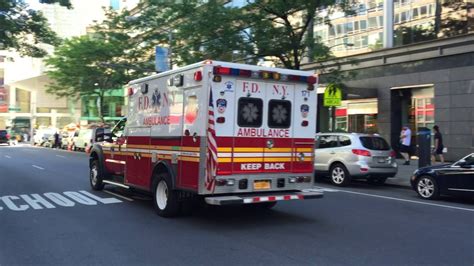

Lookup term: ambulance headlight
[298,152,305,162]
[226,179,235,186]
[288,177,297,183]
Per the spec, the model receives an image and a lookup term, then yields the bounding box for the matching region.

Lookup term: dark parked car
[0,130,11,145]
[411,153,474,200]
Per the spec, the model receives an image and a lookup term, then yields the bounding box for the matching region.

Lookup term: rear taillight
[352,149,371,157]
[6,134,10,139]
[390,150,397,158]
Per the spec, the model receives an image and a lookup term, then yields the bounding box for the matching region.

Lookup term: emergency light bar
[213,66,317,85]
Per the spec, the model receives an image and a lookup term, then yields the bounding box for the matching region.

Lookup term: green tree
[123,0,354,70]
[0,0,71,57]
[46,35,136,122]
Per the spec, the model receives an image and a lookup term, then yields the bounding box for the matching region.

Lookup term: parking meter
[417,127,431,168]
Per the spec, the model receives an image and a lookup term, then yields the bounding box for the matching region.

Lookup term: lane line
[103,190,134,202]
[55,155,66,158]
[32,165,45,170]
[4,155,11,159]
[337,189,474,212]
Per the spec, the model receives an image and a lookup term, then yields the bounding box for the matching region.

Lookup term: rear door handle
[330,151,336,155]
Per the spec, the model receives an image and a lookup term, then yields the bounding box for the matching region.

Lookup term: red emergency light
[194,71,202,81]
[212,66,316,84]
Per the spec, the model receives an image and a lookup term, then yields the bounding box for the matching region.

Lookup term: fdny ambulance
[89,60,323,217]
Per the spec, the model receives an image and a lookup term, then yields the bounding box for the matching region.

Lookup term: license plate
[376,157,388,163]
[254,180,271,190]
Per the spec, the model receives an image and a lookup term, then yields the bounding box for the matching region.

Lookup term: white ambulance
[89,60,323,217]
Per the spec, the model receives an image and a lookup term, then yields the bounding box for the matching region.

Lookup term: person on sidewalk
[400,125,412,165]
[431,125,445,164]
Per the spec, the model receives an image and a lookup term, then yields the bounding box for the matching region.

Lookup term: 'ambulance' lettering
[237,128,289,138]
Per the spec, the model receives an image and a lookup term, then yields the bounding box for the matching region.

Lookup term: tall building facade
[0,0,134,137]
[305,0,474,160]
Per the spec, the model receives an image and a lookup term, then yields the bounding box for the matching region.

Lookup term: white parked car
[314,133,398,186]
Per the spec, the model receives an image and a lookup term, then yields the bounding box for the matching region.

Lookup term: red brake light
[6,134,10,139]
[127,87,133,96]
[390,150,397,158]
[216,117,225,123]
[352,149,371,157]
[301,120,308,127]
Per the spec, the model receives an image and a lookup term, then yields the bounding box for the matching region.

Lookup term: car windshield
[359,136,390,151]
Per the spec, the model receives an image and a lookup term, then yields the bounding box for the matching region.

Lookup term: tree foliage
[46,8,153,122]
[123,0,354,70]
[0,0,71,57]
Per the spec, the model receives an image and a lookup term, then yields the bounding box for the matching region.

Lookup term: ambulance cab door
[105,118,127,176]
[179,87,203,190]
[263,81,295,173]
[125,127,151,189]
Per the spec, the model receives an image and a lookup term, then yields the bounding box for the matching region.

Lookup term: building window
[420,6,427,16]
[368,17,378,29]
[15,88,30,113]
[412,7,419,19]
[345,22,354,34]
[360,20,367,30]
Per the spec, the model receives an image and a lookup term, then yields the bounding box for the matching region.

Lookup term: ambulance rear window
[237,98,263,127]
[268,100,291,128]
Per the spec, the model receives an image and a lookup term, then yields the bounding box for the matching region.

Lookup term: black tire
[152,172,180,217]
[329,163,351,186]
[368,177,387,185]
[89,160,105,190]
[415,175,439,200]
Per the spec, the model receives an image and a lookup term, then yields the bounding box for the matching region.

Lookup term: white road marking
[103,190,134,202]
[55,155,66,159]
[338,189,474,212]
[32,165,45,170]
[311,187,339,192]
[0,190,124,212]
[4,155,11,159]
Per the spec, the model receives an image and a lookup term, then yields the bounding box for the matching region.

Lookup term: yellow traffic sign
[324,84,342,107]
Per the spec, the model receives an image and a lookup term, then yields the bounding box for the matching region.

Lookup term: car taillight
[352,149,371,157]
[6,134,10,139]
[390,150,397,158]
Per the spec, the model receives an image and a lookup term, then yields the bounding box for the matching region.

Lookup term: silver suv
[314,133,398,186]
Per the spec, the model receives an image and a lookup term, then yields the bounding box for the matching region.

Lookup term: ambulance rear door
[263,81,295,173]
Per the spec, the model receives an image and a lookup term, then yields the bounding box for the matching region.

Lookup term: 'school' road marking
[0,190,123,212]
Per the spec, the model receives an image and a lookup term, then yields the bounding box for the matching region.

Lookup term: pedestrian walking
[53,131,60,149]
[431,125,445,164]
[399,125,412,165]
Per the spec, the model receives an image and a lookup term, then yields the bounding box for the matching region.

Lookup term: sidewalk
[385,159,419,188]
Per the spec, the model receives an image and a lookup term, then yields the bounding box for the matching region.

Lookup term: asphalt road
[0,145,473,265]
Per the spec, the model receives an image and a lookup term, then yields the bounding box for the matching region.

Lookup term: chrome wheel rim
[417,178,435,198]
[331,167,345,184]
[90,165,98,186]
[156,180,168,210]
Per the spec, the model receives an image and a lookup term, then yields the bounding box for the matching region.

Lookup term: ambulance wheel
[89,160,104,190]
[153,172,180,217]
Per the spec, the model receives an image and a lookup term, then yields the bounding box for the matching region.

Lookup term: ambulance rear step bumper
[204,190,323,206]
